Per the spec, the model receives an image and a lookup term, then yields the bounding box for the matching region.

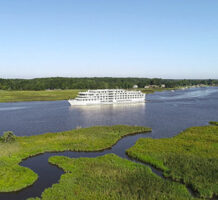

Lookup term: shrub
[209,121,218,126]
[1,131,16,143]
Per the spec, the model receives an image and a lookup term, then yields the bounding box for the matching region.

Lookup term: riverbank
[0,125,151,192]
[127,123,218,199]
[0,88,163,103]
[0,86,208,103]
[1,123,217,199]
[0,88,171,103]
[27,154,194,200]
[139,85,211,94]
[0,90,81,102]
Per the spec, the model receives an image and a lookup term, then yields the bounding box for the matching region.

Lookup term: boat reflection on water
[68,103,147,127]
[69,102,146,110]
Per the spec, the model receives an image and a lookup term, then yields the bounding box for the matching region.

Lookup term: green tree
[1,131,16,143]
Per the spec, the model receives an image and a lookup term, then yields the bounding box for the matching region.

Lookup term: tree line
[0,77,217,90]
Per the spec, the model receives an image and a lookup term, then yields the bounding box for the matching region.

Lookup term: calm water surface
[0,87,218,138]
[0,87,218,200]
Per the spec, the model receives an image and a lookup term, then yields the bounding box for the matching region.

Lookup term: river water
[0,87,218,200]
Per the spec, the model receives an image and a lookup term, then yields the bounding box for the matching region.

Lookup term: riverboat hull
[68,99,145,106]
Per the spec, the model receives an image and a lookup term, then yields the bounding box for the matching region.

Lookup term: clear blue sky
[0,0,218,79]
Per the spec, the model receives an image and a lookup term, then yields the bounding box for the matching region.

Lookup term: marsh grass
[138,87,185,94]
[28,154,194,200]
[127,124,218,198]
[0,90,81,102]
[0,125,151,192]
[0,87,181,102]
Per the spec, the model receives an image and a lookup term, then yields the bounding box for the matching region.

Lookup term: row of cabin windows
[79,95,143,98]
[81,96,143,99]
[82,95,143,97]
[83,92,142,95]
[80,95,143,98]
[78,97,143,101]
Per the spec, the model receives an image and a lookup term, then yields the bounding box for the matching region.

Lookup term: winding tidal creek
[0,87,218,200]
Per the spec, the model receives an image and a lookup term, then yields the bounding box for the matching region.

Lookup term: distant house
[161,84,166,88]
[144,85,159,89]
[133,85,138,89]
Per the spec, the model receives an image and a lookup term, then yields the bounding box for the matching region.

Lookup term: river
[0,87,218,200]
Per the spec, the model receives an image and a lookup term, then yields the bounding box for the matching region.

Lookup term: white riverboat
[68,89,146,106]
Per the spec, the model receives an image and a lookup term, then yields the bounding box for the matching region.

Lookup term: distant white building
[161,84,166,88]
[133,85,138,89]
[144,85,159,89]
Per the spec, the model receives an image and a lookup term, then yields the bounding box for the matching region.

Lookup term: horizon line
[1,76,217,80]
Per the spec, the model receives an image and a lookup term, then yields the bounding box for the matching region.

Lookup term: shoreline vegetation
[0,125,151,192]
[0,85,213,103]
[126,123,218,199]
[0,89,81,103]
[28,154,194,200]
[209,121,218,126]
[0,77,217,103]
[1,77,217,91]
[0,123,217,199]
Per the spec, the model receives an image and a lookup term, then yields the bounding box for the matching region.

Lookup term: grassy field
[129,87,178,94]
[0,90,81,102]
[0,85,212,103]
[0,125,150,192]
[139,88,173,94]
[0,87,181,102]
[28,154,194,200]
[127,123,218,199]
[139,86,202,94]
